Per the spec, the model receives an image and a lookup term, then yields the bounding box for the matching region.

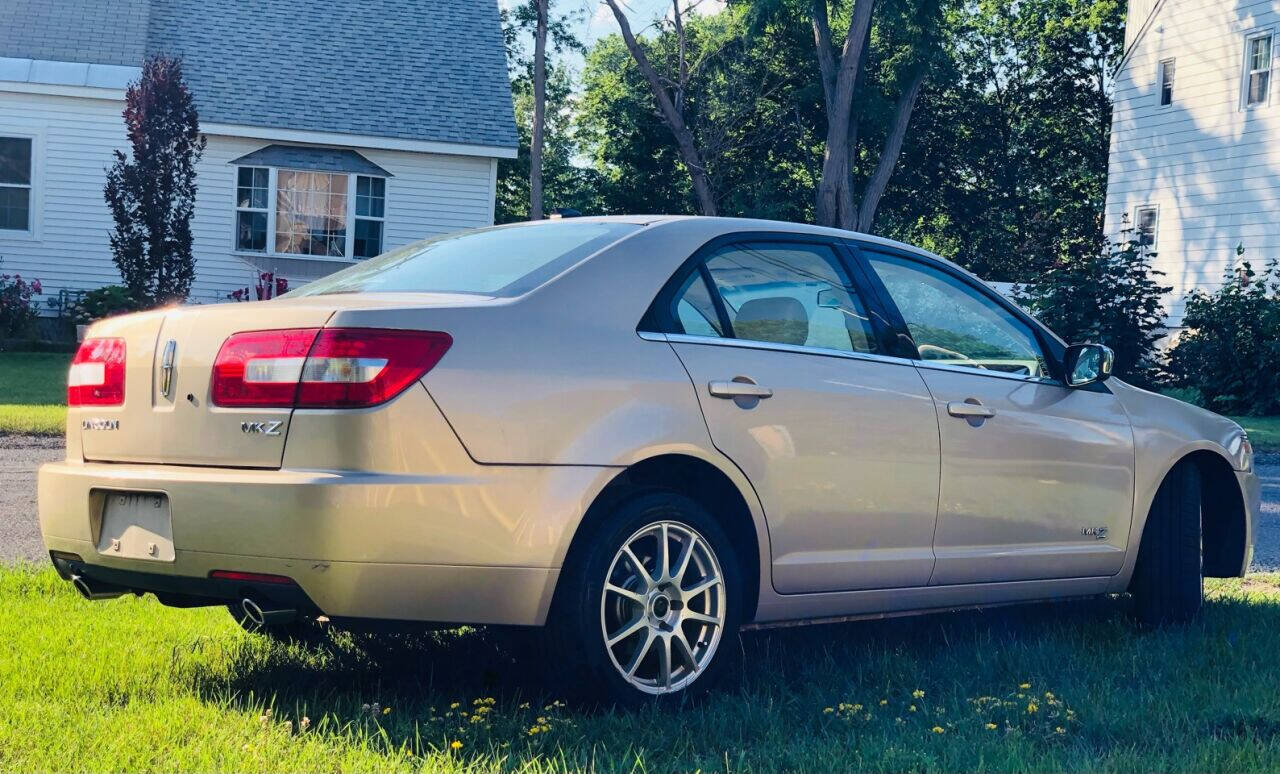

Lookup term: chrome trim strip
[662,333,917,368]
[911,360,1062,387]
[637,331,669,342]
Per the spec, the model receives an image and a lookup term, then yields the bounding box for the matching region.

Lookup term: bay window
[234,165,386,260]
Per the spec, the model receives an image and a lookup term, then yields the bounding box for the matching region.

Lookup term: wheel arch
[1131,448,1248,580]
[557,452,767,623]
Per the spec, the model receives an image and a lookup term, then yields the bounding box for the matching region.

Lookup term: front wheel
[1130,462,1203,625]
[549,492,743,704]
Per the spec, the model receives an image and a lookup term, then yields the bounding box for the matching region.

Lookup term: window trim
[0,128,42,241]
[231,165,388,262]
[1158,57,1176,108]
[637,231,904,359]
[1242,29,1274,109]
[1134,203,1159,250]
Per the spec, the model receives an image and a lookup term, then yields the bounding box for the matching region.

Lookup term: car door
[858,248,1135,585]
[647,236,941,594]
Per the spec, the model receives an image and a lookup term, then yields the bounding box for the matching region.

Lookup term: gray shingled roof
[231,145,392,177]
[0,0,517,150]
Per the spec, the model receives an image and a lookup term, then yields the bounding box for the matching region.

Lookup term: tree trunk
[529,0,548,220]
[811,0,875,227]
[604,0,717,215]
[856,72,925,232]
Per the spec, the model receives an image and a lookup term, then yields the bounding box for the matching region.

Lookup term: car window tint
[702,243,879,354]
[671,271,724,337]
[865,253,1049,378]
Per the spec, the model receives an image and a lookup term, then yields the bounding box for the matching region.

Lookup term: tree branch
[856,71,925,232]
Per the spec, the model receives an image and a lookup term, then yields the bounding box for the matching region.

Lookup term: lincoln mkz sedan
[40,216,1260,702]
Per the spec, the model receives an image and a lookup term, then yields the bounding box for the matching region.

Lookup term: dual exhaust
[70,574,298,627]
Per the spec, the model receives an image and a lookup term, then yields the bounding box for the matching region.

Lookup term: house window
[0,136,32,232]
[235,167,269,251]
[354,176,385,259]
[1135,205,1158,248]
[1159,58,1175,106]
[1245,32,1273,107]
[233,167,387,259]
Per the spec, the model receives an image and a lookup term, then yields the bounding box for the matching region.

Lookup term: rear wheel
[549,492,743,705]
[1130,462,1203,625]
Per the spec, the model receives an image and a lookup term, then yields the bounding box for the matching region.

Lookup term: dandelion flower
[912,690,925,699]
[908,705,917,712]
[450,702,461,710]
[985,723,998,730]
[383,707,391,715]
[450,740,463,750]
[300,716,311,731]
[823,707,835,714]
[1055,727,1066,734]
[879,700,888,706]
[1018,683,1031,691]
[1027,701,1039,714]
[931,726,945,734]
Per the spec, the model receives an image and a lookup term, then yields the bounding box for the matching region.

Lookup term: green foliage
[1166,260,1280,416]
[65,285,142,325]
[8,564,1280,770]
[877,0,1123,280]
[1016,230,1171,387]
[0,261,41,338]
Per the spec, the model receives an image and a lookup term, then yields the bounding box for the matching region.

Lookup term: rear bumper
[38,458,612,626]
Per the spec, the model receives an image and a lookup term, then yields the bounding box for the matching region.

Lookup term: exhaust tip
[71,574,126,601]
[240,597,297,628]
[71,575,92,600]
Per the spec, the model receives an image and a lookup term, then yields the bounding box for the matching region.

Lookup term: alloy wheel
[598,520,727,695]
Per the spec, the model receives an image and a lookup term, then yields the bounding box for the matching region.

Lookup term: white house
[1106,0,1280,324]
[0,0,516,310]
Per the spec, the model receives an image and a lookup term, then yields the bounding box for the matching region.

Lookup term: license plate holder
[95,490,174,561]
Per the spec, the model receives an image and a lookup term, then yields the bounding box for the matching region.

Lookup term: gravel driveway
[3,436,1279,570]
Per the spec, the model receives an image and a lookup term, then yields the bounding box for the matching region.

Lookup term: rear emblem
[159,340,177,399]
[81,418,120,431]
[241,420,283,436]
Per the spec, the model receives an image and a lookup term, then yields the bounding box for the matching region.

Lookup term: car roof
[512,215,983,284]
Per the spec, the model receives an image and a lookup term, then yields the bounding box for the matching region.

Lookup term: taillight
[67,338,126,406]
[211,327,452,409]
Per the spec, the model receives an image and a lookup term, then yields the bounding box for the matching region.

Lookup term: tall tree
[530,0,548,219]
[602,0,719,215]
[104,55,205,306]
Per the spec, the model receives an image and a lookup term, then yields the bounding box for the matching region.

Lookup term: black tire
[546,491,744,706]
[1130,461,1203,625]
[226,603,329,645]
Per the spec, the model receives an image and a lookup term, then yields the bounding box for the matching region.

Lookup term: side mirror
[1063,343,1115,388]
[816,288,842,309]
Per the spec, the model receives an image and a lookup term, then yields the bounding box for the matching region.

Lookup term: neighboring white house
[0,0,516,311]
[1106,0,1280,324]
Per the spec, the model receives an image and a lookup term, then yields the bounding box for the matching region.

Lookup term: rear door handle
[947,400,996,419]
[709,380,774,399]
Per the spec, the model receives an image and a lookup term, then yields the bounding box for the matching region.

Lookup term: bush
[1165,259,1280,416]
[1015,231,1171,387]
[66,285,143,325]
[0,262,42,338]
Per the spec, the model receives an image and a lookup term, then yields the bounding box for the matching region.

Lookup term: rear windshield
[288,221,642,298]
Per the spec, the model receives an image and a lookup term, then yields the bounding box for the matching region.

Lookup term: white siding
[0,89,498,310]
[1105,0,1280,323]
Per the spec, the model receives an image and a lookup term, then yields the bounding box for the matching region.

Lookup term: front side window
[682,242,880,354]
[233,166,388,259]
[0,136,32,232]
[1135,205,1158,248]
[1246,33,1273,107]
[866,253,1049,379]
[1159,58,1176,106]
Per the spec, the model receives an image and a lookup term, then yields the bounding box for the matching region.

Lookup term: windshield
[288,221,642,298]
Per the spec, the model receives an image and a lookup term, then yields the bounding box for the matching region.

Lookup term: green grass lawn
[5,565,1280,772]
[0,352,68,435]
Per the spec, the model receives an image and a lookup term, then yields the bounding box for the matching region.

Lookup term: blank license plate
[96,491,174,561]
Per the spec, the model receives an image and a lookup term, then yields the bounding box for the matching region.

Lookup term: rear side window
[666,242,879,354]
[289,221,641,298]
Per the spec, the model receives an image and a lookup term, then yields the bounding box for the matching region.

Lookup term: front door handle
[947,400,996,419]
[708,379,774,399]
